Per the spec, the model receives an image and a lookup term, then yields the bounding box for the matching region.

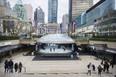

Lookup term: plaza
[0,51,115,77]
[0,0,116,77]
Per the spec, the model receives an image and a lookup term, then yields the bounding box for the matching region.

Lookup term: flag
[33,20,37,30]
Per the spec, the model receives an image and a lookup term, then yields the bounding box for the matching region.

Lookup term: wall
[89,41,116,49]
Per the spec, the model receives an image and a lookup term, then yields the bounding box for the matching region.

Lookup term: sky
[8,0,100,23]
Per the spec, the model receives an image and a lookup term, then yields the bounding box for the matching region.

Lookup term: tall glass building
[34,6,45,23]
[69,0,93,22]
[75,0,116,37]
[13,0,27,20]
[48,0,58,23]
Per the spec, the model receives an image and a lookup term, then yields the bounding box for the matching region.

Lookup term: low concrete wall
[11,40,20,45]
[19,39,35,45]
[89,41,116,49]
[0,40,20,46]
[75,40,89,46]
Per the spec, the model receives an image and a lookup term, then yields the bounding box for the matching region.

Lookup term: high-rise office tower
[24,4,33,21]
[13,0,27,20]
[34,6,45,23]
[69,0,93,22]
[48,0,58,23]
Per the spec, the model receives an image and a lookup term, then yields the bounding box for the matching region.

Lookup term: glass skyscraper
[13,0,27,20]
[48,0,58,23]
[69,0,93,22]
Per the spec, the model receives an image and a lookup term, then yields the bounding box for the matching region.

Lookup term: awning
[0,44,22,54]
[105,48,116,54]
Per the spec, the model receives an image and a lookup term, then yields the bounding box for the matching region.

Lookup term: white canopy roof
[37,34,75,44]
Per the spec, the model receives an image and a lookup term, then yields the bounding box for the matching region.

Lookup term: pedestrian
[4,60,9,73]
[76,52,79,58]
[31,51,34,56]
[71,54,73,59]
[18,62,23,73]
[101,60,104,65]
[87,62,92,75]
[97,65,102,76]
[106,62,109,73]
[103,61,107,72]
[14,63,18,72]
[92,64,95,71]
[110,59,114,69]
[8,59,14,73]
[53,48,55,51]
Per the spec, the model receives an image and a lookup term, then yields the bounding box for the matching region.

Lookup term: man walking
[87,62,92,76]
[8,59,14,73]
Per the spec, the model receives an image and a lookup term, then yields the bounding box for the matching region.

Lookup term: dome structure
[37,34,75,44]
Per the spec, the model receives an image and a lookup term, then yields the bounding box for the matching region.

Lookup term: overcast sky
[8,0,100,23]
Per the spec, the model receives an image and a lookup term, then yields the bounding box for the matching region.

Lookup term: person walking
[97,65,102,76]
[110,59,114,69]
[4,60,9,73]
[87,62,92,76]
[8,59,14,73]
[18,62,23,73]
[14,63,18,72]
[106,62,110,73]
[92,64,95,71]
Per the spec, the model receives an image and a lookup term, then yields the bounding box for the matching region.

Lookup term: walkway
[0,51,115,77]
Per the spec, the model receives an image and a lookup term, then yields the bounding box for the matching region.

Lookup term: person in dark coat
[106,62,110,73]
[14,63,18,72]
[8,59,14,73]
[97,65,102,76]
[18,62,23,73]
[92,64,95,71]
[110,59,114,69]
[4,60,9,73]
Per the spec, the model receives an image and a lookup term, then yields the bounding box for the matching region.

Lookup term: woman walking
[97,65,102,76]
[18,62,23,73]
[14,63,18,72]
[4,60,9,73]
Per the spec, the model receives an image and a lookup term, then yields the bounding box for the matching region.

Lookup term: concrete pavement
[0,52,115,77]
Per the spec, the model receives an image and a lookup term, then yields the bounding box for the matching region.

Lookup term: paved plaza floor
[0,51,115,77]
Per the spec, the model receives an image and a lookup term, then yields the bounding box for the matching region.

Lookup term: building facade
[75,0,116,37]
[13,0,27,20]
[0,0,14,17]
[68,0,93,35]
[34,6,45,24]
[69,0,93,22]
[48,0,58,23]
[62,14,69,33]
[24,4,33,21]
[46,23,60,34]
